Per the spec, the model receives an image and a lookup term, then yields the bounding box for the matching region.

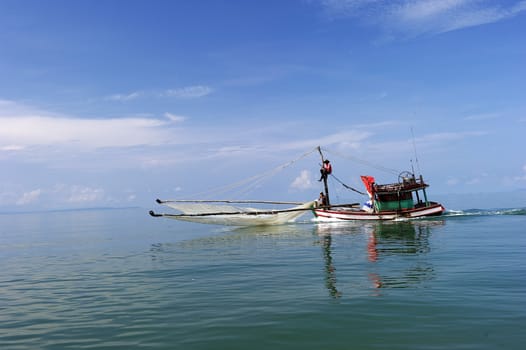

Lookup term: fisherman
[318,159,332,182]
[317,192,328,207]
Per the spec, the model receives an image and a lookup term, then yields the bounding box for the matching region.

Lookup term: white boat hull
[314,203,445,221]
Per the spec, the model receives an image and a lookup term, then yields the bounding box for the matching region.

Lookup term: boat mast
[317,146,331,206]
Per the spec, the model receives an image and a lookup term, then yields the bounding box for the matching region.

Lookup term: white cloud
[395,0,466,21]
[105,85,213,101]
[164,112,187,123]
[320,0,526,36]
[0,100,381,163]
[0,115,173,149]
[8,184,136,208]
[438,1,526,33]
[0,100,186,150]
[463,113,500,121]
[16,189,42,205]
[416,130,487,143]
[163,85,213,99]
[67,186,105,203]
[290,170,315,190]
[105,91,144,101]
[362,130,486,156]
[278,130,373,152]
[1,145,25,151]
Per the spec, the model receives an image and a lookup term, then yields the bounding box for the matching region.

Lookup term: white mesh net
[161,201,316,226]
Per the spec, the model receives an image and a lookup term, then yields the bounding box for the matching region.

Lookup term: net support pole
[317,146,330,206]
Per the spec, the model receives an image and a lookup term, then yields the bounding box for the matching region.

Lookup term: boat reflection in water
[316,219,445,298]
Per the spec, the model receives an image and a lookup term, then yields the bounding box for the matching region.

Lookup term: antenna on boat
[411,127,422,176]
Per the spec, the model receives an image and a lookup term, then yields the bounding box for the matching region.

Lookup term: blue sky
[1,0,525,211]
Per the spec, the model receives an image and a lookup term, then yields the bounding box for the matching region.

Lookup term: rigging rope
[176,146,402,201]
[329,173,366,196]
[187,147,319,199]
[320,147,400,176]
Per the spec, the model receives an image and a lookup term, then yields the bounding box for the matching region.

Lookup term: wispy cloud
[290,170,316,190]
[0,100,186,151]
[105,85,213,101]
[367,129,487,152]
[463,112,500,121]
[105,91,144,101]
[0,115,172,149]
[223,64,306,88]
[415,130,488,143]
[67,186,105,203]
[319,0,526,36]
[164,112,187,123]
[275,130,373,153]
[1,145,25,151]
[16,189,42,205]
[12,185,108,207]
[447,173,491,187]
[162,85,213,99]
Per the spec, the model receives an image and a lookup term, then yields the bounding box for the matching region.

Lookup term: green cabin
[373,175,429,212]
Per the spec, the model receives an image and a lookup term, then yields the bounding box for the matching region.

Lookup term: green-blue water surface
[1,208,525,349]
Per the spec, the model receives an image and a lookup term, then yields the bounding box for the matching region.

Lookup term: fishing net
[160,201,316,226]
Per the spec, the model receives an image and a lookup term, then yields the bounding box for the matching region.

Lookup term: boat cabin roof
[374,178,428,194]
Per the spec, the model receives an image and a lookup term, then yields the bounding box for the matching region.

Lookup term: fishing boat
[313,148,445,221]
[149,146,444,225]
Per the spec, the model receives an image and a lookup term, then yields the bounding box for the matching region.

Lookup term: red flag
[360,176,376,198]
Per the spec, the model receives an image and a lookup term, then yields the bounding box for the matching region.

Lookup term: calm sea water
[1,207,525,349]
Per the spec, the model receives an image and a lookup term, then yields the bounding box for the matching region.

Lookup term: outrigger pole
[149,206,314,218]
[317,146,330,206]
[156,199,304,205]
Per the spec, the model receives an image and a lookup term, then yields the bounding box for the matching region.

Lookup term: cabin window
[375,191,414,211]
[377,192,413,202]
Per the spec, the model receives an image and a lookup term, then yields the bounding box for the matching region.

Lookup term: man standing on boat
[317,192,328,207]
[319,159,332,182]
